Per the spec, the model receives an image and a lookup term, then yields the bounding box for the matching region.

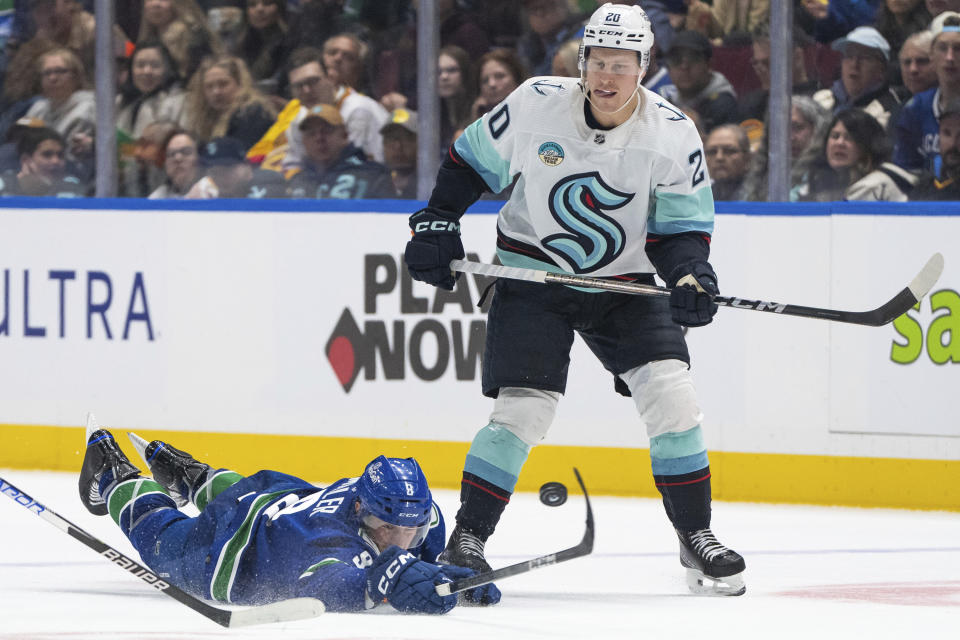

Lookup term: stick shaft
[451,254,944,327]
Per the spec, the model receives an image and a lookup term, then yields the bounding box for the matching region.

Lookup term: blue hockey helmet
[357,456,433,549]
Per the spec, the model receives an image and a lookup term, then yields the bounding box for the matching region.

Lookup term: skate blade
[127,432,150,465]
[686,568,746,596]
[85,412,101,442]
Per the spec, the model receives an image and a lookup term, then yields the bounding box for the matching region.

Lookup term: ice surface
[1,470,958,639]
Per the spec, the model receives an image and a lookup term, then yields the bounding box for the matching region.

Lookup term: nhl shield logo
[538,141,564,166]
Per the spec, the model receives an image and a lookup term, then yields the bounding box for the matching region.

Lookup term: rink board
[0,199,957,509]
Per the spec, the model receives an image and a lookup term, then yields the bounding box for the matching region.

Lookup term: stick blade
[84,413,100,442]
[907,252,944,303]
[226,597,325,628]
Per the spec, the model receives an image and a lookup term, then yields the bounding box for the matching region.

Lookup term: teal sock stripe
[463,422,531,492]
[650,426,709,476]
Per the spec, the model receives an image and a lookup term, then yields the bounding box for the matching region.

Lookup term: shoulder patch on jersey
[538,141,565,166]
[656,101,687,122]
[530,79,566,96]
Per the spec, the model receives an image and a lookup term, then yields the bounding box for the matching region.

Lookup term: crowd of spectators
[0,0,958,202]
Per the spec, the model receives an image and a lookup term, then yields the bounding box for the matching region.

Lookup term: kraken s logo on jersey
[544,172,633,273]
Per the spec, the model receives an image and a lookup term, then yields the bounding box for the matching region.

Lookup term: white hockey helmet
[579,3,654,73]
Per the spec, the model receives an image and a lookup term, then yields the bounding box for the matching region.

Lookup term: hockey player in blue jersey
[404,3,745,596]
[78,425,500,613]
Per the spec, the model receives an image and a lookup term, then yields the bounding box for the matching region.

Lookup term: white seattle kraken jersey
[453,76,715,277]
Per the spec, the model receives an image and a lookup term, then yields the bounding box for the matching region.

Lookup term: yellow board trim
[2,424,957,511]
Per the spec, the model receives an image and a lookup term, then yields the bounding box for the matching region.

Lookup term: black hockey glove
[668,261,719,327]
[404,208,465,290]
[366,546,458,614]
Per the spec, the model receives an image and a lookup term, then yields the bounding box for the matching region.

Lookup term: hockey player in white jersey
[404,3,745,596]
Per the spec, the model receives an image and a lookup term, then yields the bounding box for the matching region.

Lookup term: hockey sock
[650,427,712,530]
[191,469,244,511]
[106,477,178,536]
[458,422,530,538]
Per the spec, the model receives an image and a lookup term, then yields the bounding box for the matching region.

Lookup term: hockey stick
[435,467,594,596]
[0,475,325,627]
[451,253,944,327]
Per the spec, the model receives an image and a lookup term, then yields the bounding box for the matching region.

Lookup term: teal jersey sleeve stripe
[649,188,715,236]
[453,120,513,193]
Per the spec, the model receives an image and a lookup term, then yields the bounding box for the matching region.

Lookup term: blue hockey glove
[438,564,501,606]
[668,261,719,327]
[404,208,465,290]
[366,545,458,614]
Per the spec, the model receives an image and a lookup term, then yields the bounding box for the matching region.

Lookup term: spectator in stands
[438,45,476,153]
[705,123,751,201]
[471,48,527,121]
[116,42,185,139]
[893,11,960,173]
[742,95,830,201]
[0,38,58,141]
[207,0,246,54]
[684,0,769,44]
[149,128,201,198]
[24,48,95,168]
[660,30,740,133]
[27,0,96,71]
[247,46,335,169]
[875,0,932,65]
[286,103,391,199]
[799,0,881,44]
[813,26,907,128]
[380,107,417,198]
[898,30,937,96]
[739,26,818,122]
[236,0,289,89]
[120,119,179,197]
[550,38,581,78]
[791,108,889,201]
[0,126,84,196]
[138,0,220,82]
[283,0,359,55]
[318,32,390,162]
[913,95,960,198]
[182,54,277,149]
[185,135,286,197]
[517,0,584,78]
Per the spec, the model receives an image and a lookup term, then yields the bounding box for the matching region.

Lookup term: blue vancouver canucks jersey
[192,470,444,611]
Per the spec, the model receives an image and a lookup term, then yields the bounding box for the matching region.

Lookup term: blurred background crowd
[0,0,957,202]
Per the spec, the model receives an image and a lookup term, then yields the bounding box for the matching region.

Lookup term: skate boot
[677,528,746,596]
[79,428,141,516]
[127,432,211,507]
[437,525,493,573]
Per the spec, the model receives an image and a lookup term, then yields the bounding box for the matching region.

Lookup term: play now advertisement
[0,203,956,461]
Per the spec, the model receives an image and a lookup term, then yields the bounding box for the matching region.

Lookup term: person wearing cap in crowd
[184,135,286,199]
[912,95,960,198]
[0,125,85,196]
[659,29,739,133]
[893,11,960,173]
[812,25,908,128]
[286,103,392,199]
[381,107,418,198]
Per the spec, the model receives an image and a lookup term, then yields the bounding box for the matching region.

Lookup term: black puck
[539,481,568,507]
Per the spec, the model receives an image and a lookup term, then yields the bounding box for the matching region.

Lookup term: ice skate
[437,525,493,573]
[127,432,211,507]
[79,414,141,516]
[677,528,746,596]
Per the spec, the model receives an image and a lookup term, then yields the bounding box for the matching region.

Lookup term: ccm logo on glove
[376,551,414,596]
[413,219,460,234]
